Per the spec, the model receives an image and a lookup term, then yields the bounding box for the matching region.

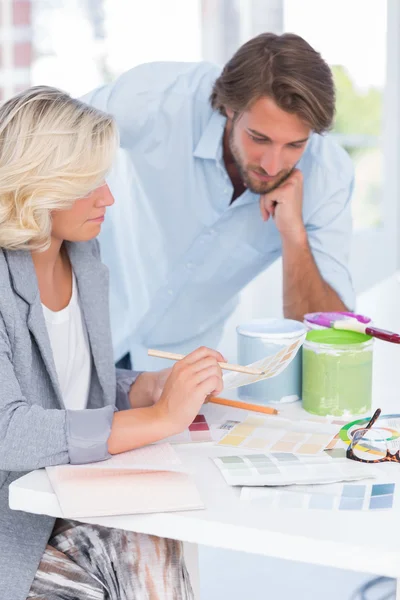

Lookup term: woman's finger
[197,374,223,398]
[190,357,222,374]
[193,364,223,387]
[178,346,226,366]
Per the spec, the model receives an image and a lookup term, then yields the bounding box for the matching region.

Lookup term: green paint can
[302,329,373,416]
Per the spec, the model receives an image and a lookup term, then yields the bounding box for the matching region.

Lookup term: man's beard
[229,129,294,194]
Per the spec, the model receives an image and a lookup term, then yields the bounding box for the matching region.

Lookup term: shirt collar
[193,110,226,162]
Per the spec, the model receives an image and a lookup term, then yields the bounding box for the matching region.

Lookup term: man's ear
[225,106,234,120]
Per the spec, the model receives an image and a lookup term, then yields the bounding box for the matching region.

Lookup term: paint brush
[304,311,400,344]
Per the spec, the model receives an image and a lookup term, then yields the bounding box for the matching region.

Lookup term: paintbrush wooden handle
[147,349,264,376]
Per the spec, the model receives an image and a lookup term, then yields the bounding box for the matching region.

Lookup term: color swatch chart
[165,414,214,444]
[223,333,306,390]
[241,481,398,511]
[217,414,339,454]
[162,402,257,445]
[213,449,374,487]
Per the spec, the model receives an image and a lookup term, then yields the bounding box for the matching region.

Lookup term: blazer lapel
[5,250,65,409]
[66,242,115,405]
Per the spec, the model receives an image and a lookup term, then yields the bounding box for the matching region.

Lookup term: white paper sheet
[46,443,204,518]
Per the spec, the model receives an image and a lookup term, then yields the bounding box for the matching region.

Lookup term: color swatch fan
[223,333,306,389]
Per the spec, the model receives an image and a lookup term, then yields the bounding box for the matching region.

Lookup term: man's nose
[260,149,283,176]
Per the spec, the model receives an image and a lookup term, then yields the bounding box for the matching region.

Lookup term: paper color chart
[165,415,214,444]
[325,434,342,450]
[241,481,398,511]
[213,449,373,487]
[161,403,256,445]
[217,414,339,454]
[223,334,306,389]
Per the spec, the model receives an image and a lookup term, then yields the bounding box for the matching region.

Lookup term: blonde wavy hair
[0,85,118,251]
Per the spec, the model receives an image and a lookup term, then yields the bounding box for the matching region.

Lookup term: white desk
[9,273,400,598]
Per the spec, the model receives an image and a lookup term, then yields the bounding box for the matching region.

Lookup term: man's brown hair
[210,32,335,133]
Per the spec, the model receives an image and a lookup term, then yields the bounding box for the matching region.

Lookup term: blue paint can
[237,318,307,404]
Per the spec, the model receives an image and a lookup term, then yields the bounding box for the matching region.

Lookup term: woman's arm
[0,318,115,471]
[0,306,223,468]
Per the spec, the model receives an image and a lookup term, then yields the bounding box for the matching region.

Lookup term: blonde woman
[0,87,223,600]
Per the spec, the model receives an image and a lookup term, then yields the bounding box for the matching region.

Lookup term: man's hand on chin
[260,168,307,245]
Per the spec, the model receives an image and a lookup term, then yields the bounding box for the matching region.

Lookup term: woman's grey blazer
[0,239,139,600]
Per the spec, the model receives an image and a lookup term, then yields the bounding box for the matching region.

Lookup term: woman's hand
[128,368,171,408]
[153,346,224,434]
[110,347,225,454]
[151,367,171,403]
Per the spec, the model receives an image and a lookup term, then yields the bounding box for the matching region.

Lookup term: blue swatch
[341,484,366,498]
[371,483,395,496]
[339,496,364,510]
[369,494,394,510]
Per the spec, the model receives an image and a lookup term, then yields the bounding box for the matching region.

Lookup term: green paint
[302,329,373,416]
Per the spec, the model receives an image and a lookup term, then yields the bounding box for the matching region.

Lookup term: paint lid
[306,329,372,345]
[237,318,307,339]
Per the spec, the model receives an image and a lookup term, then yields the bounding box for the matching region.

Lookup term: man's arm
[281,230,347,321]
[260,166,353,321]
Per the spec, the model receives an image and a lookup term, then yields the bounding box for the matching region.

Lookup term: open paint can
[302,329,373,416]
[237,318,307,404]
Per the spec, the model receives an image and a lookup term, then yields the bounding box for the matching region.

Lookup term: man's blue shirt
[82,61,355,369]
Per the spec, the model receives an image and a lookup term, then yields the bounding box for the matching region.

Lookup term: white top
[42,273,91,410]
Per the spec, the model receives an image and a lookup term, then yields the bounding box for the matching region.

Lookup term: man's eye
[289,143,304,149]
[249,134,266,143]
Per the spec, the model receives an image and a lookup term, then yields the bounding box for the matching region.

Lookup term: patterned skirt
[27,519,193,600]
